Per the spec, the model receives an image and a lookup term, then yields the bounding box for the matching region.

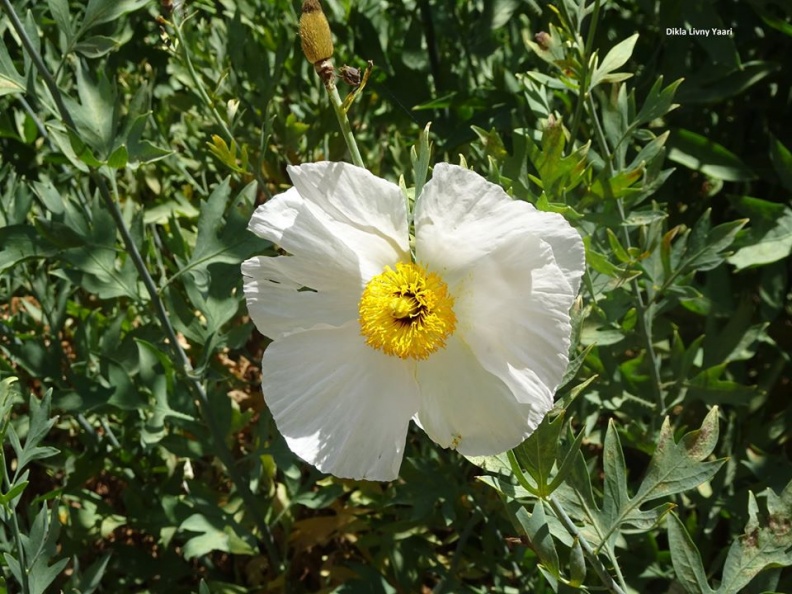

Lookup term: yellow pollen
[359,262,456,360]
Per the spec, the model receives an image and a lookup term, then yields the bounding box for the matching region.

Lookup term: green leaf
[0,480,29,507]
[65,553,111,594]
[586,164,645,201]
[634,77,683,128]
[106,144,128,169]
[34,219,87,249]
[411,122,432,199]
[47,0,73,40]
[557,411,723,552]
[681,209,748,273]
[0,40,25,97]
[79,0,150,35]
[0,225,58,274]
[174,179,261,283]
[569,537,586,587]
[513,413,566,497]
[678,61,780,105]
[524,122,589,198]
[22,504,67,594]
[180,513,257,559]
[74,35,120,58]
[717,481,792,594]
[635,407,724,502]
[9,391,60,472]
[136,339,194,445]
[686,365,757,406]
[728,201,792,270]
[668,129,755,181]
[667,512,715,594]
[590,34,638,89]
[73,63,117,157]
[522,500,561,578]
[769,135,792,192]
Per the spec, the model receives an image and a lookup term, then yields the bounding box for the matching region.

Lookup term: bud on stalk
[300,0,335,84]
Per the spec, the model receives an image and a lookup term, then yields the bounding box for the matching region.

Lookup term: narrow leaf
[667,512,715,594]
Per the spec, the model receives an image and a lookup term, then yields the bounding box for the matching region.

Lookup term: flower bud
[299,0,334,65]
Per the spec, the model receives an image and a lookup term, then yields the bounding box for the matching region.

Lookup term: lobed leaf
[717,481,792,594]
[557,411,723,553]
[635,407,724,502]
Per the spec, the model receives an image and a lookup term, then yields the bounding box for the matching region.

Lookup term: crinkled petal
[415,163,583,405]
[287,162,410,281]
[242,256,356,339]
[415,163,584,294]
[415,336,551,455]
[247,187,365,292]
[262,322,420,481]
[451,231,577,399]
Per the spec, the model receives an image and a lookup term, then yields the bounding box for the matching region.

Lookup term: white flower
[242,162,584,481]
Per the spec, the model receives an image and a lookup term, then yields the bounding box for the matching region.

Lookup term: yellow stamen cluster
[359,262,456,360]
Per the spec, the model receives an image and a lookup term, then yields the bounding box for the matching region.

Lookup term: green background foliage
[0,0,790,592]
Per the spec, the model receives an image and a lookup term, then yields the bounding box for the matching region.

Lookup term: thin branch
[547,494,628,594]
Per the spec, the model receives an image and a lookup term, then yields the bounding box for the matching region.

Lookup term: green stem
[1,0,281,569]
[587,94,612,176]
[615,200,665,413]
[568,0,601,151]
[547,494,627,594]
[169,15,270,197]
[506,451,626,594]
[0,448,30,594]
[326,81,365,167]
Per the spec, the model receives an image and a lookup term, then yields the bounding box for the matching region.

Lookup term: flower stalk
[300,0,365,168]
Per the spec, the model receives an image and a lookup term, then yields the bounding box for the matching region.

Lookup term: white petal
[262,322,420,481]
[287,162,410,281]
[416,337,551,456]
[415,163,584,294]
[450,231,577,398]
[248,187,366,291]
[242,256,356,339]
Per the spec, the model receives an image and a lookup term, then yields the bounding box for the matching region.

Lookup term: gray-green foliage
[0,379,67,594]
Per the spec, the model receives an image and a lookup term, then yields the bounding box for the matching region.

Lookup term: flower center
[358,262,456,360]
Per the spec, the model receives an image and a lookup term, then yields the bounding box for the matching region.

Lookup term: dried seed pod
[339,65,362,86]
[299,0,334,65]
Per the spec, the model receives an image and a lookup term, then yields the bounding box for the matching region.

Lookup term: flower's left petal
[243,256,356,338]
[248,187,366,291]
[262,322,420,481]
[416,337,551,456]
